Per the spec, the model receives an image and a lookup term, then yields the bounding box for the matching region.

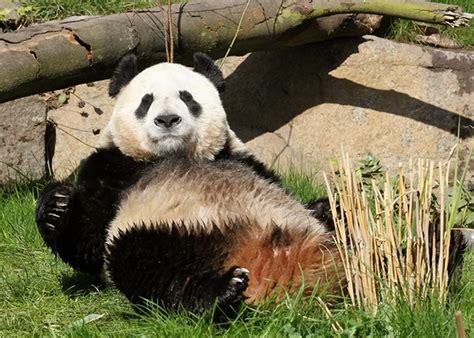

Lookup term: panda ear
[109,54,139,97]
[193,52,225,94]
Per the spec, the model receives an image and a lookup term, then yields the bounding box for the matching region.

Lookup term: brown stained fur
[105,158,344,301]
[225,227,344,304]
[111,116,156,160]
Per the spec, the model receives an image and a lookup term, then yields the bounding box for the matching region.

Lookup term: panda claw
[50,207,66,213]
[214,267,249,313]
[45,223,55,230]
[47,213,61,218]
[227,267,249,288]
[230,277,244,285]
[234,267,249,275]
[53,193,69,199]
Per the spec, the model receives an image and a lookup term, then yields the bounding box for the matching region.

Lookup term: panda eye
[135,93,154,119]
[179,90,193,102]
[179,90,201,117]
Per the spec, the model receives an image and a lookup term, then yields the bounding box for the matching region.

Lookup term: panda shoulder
[215,141,281,184]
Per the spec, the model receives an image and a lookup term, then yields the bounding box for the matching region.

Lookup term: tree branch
[0,0,471,103]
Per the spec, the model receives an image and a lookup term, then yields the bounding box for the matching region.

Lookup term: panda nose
[154,114,182,128]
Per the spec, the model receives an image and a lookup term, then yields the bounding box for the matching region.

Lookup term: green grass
[1,177,473,336]
[19,0,178,23]
[388,0,474,47]
[279,166,327,204]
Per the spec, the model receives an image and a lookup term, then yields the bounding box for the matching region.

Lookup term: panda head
[102,52,245,160]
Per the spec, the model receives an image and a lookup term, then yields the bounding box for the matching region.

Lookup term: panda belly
[104,159,343,305]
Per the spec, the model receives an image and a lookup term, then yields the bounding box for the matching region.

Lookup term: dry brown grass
[324,151,470,313]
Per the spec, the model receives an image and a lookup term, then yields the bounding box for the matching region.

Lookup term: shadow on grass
[61,271,106,297]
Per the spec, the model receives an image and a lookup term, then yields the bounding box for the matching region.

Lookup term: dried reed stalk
[455,310,467,338]
[156,0,174,63]
[323,153,462,312]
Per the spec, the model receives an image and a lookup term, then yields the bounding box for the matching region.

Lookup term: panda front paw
[36,183,74,246]
[216,266,249,313]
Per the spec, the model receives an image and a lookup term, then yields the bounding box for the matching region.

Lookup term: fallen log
[0,0,471,103]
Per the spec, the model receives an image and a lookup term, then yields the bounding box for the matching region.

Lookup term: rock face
[0,95,46,183]
[47,81,113,178]
[2,35,472,182]
[222,36,472,176]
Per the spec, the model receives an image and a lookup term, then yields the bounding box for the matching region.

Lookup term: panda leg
[106,224,249,317]
[168,265,249,317]
[36,182,105,274]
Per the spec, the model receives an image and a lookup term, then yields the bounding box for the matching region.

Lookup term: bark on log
[0,0,471,103]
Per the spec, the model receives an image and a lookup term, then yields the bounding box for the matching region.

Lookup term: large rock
[47,81,113,178]
[222,35,473,175]
[0,95,46,183]
[47,35,472,179]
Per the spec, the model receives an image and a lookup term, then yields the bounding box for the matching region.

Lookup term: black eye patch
[179,90,201,117]
[135,93,154,119]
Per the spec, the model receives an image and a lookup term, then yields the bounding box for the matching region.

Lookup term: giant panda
[35,52,343,315]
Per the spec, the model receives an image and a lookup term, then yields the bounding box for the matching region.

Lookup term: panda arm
[234,154,281,184]
[215,143,281,184]
[35,179,107,274]
[36,148,149,275]
[218,142,334,228]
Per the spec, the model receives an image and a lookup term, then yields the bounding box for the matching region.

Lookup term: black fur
[37,52,465,317]
[36,142,468,316]
[215,138,281,184]
[179,90,202,117]
[193,52,225,94]
[135,93,154,119]
[106,222,248,316]
[307,198,336,232]
[36,147,153,274]
[109,54,139,97]
[269,227,292,247]
[429,209,467,278]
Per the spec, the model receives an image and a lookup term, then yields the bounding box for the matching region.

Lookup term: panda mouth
[149,133,179,144]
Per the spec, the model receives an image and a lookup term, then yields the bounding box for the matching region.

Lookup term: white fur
[100,60,338,294]
[105,63,234,160]
[105,160,327,247]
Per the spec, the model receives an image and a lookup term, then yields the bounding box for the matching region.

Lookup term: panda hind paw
[216,266,249,310]
[230,267,249,285]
